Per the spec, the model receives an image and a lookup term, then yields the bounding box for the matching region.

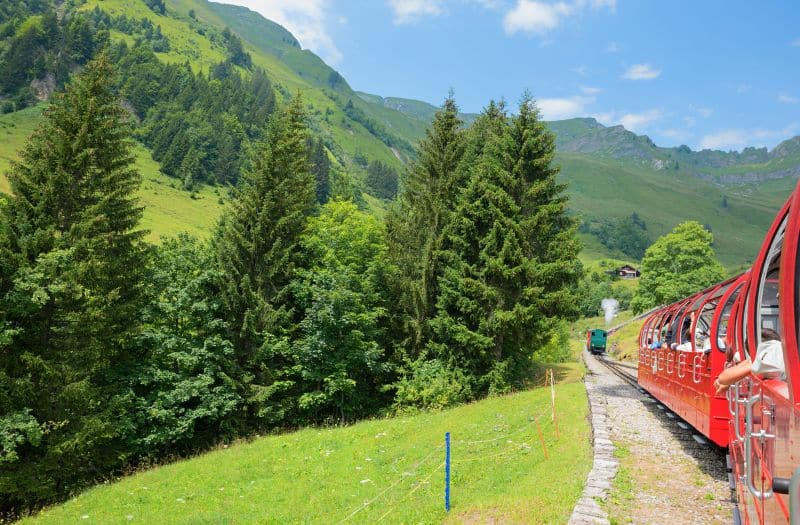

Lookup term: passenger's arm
[714,360,752,395]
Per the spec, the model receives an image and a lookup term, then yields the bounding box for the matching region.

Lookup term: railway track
[593,353,711,445]
[586,351,733,524]
[595,354,639,388]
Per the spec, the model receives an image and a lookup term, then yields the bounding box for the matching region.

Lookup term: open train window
[750,215,786,370]
[714,284,743,354]
[756,219,785,341]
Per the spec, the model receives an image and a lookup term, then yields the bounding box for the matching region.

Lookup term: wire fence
[337,369,562,522]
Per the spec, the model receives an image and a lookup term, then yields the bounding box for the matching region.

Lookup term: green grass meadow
[22,380,590,524]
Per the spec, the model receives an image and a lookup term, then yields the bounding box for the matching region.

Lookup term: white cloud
[580,85,601,95]
[387,0,444,24]
[689,105,713,118]
[699,124,800,151]
[699,130,750,151]
[536,95,594,120]
[621,63,661,80]
[470,0,505,8]
[697,108,712,117]
[683,116,696,128]
[593,108,664,132]
[605,41,619,53]
[792,38,800,47]
[659,128,691,141]
[217,0,342,63]
[778,94,800,104]
[503,1,573,34]
[619,109,664,131]
[592,111,615,124]
[576,0,616,10]
[571,65,588,76]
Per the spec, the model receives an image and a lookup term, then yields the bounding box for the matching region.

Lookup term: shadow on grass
[527,361,585,389]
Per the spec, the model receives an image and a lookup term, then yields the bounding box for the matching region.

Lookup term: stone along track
[571,351,732,525]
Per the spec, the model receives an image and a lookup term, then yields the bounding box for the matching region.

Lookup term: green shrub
[393,358,473,412]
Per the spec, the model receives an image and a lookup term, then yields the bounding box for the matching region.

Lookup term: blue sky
[219,1,800,152]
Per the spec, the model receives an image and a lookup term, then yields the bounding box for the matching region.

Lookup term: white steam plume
[601,298,619,325]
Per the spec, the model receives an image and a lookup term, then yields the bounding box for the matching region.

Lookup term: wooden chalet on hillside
[606,264,641,279]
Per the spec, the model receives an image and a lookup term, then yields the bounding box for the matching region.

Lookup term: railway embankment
[568,351,618,525]
[574,351,731,524]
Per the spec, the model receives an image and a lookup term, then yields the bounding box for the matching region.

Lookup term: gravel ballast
[570,350,732,525]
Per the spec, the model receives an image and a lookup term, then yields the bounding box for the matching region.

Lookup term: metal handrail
[666,351,674,374]
[692,354,701,383]
[727,382,737,416]
[677,353,687,379]
[658,350,665,371]
[745,392,775,500]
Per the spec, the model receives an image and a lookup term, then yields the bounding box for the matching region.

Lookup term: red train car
[637,181,800,524]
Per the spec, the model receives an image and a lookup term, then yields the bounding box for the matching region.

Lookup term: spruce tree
[0,53,148,509]
[386,95,465,355]
[428,96,581,395]
[309,137,330,204]
[214,94,314,425]
[509,92,582,343]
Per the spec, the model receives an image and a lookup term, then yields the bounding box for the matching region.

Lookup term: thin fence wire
[339,379,560,522]
[338,444,444,523]
[376,461,446,522]
[450,418,536,446]
[455,443,533,463]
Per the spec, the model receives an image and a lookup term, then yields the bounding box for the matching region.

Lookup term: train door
[688,283,730,441]
[739,198,793,524]
[673,295,703,425]
[638,314,658,385]
[710,276,747,446]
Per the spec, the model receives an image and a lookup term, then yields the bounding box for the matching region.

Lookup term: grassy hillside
[3,0,794,266]
[558,152,781,267]
[0,105,41,194]
[22,380,591,524]
[0,107,223,242]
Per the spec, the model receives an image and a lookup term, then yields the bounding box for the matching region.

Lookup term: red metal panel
[780,178,800,403]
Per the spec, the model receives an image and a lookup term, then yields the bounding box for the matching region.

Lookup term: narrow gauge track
[587,352,733,524]
[595,354,638,388]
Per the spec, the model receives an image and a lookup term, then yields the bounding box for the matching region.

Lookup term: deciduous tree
[631,221,726,313]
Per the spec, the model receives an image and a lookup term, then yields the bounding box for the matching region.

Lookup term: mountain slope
[1,0,795,267]
[549,117,800,185]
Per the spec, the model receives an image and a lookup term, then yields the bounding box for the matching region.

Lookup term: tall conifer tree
[309,137,330,204]
[0,53,148,508]
[214,94,314,425]
[386,96,465,355]
[428,96,581,394]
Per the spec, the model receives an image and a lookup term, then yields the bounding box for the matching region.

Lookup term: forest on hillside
[0,36,587,514]
[0,1,732,517]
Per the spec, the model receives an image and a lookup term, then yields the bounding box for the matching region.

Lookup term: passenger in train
[713,328,785,394]
[671,340,693,351]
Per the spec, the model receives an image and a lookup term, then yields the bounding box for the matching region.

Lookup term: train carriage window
[715,285,743,355]
[750,215,787,378]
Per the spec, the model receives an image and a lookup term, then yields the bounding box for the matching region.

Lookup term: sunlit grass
[23,381,591,524]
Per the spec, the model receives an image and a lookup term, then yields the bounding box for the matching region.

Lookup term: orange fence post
[549,369,560,439]
[534,416,549,460]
